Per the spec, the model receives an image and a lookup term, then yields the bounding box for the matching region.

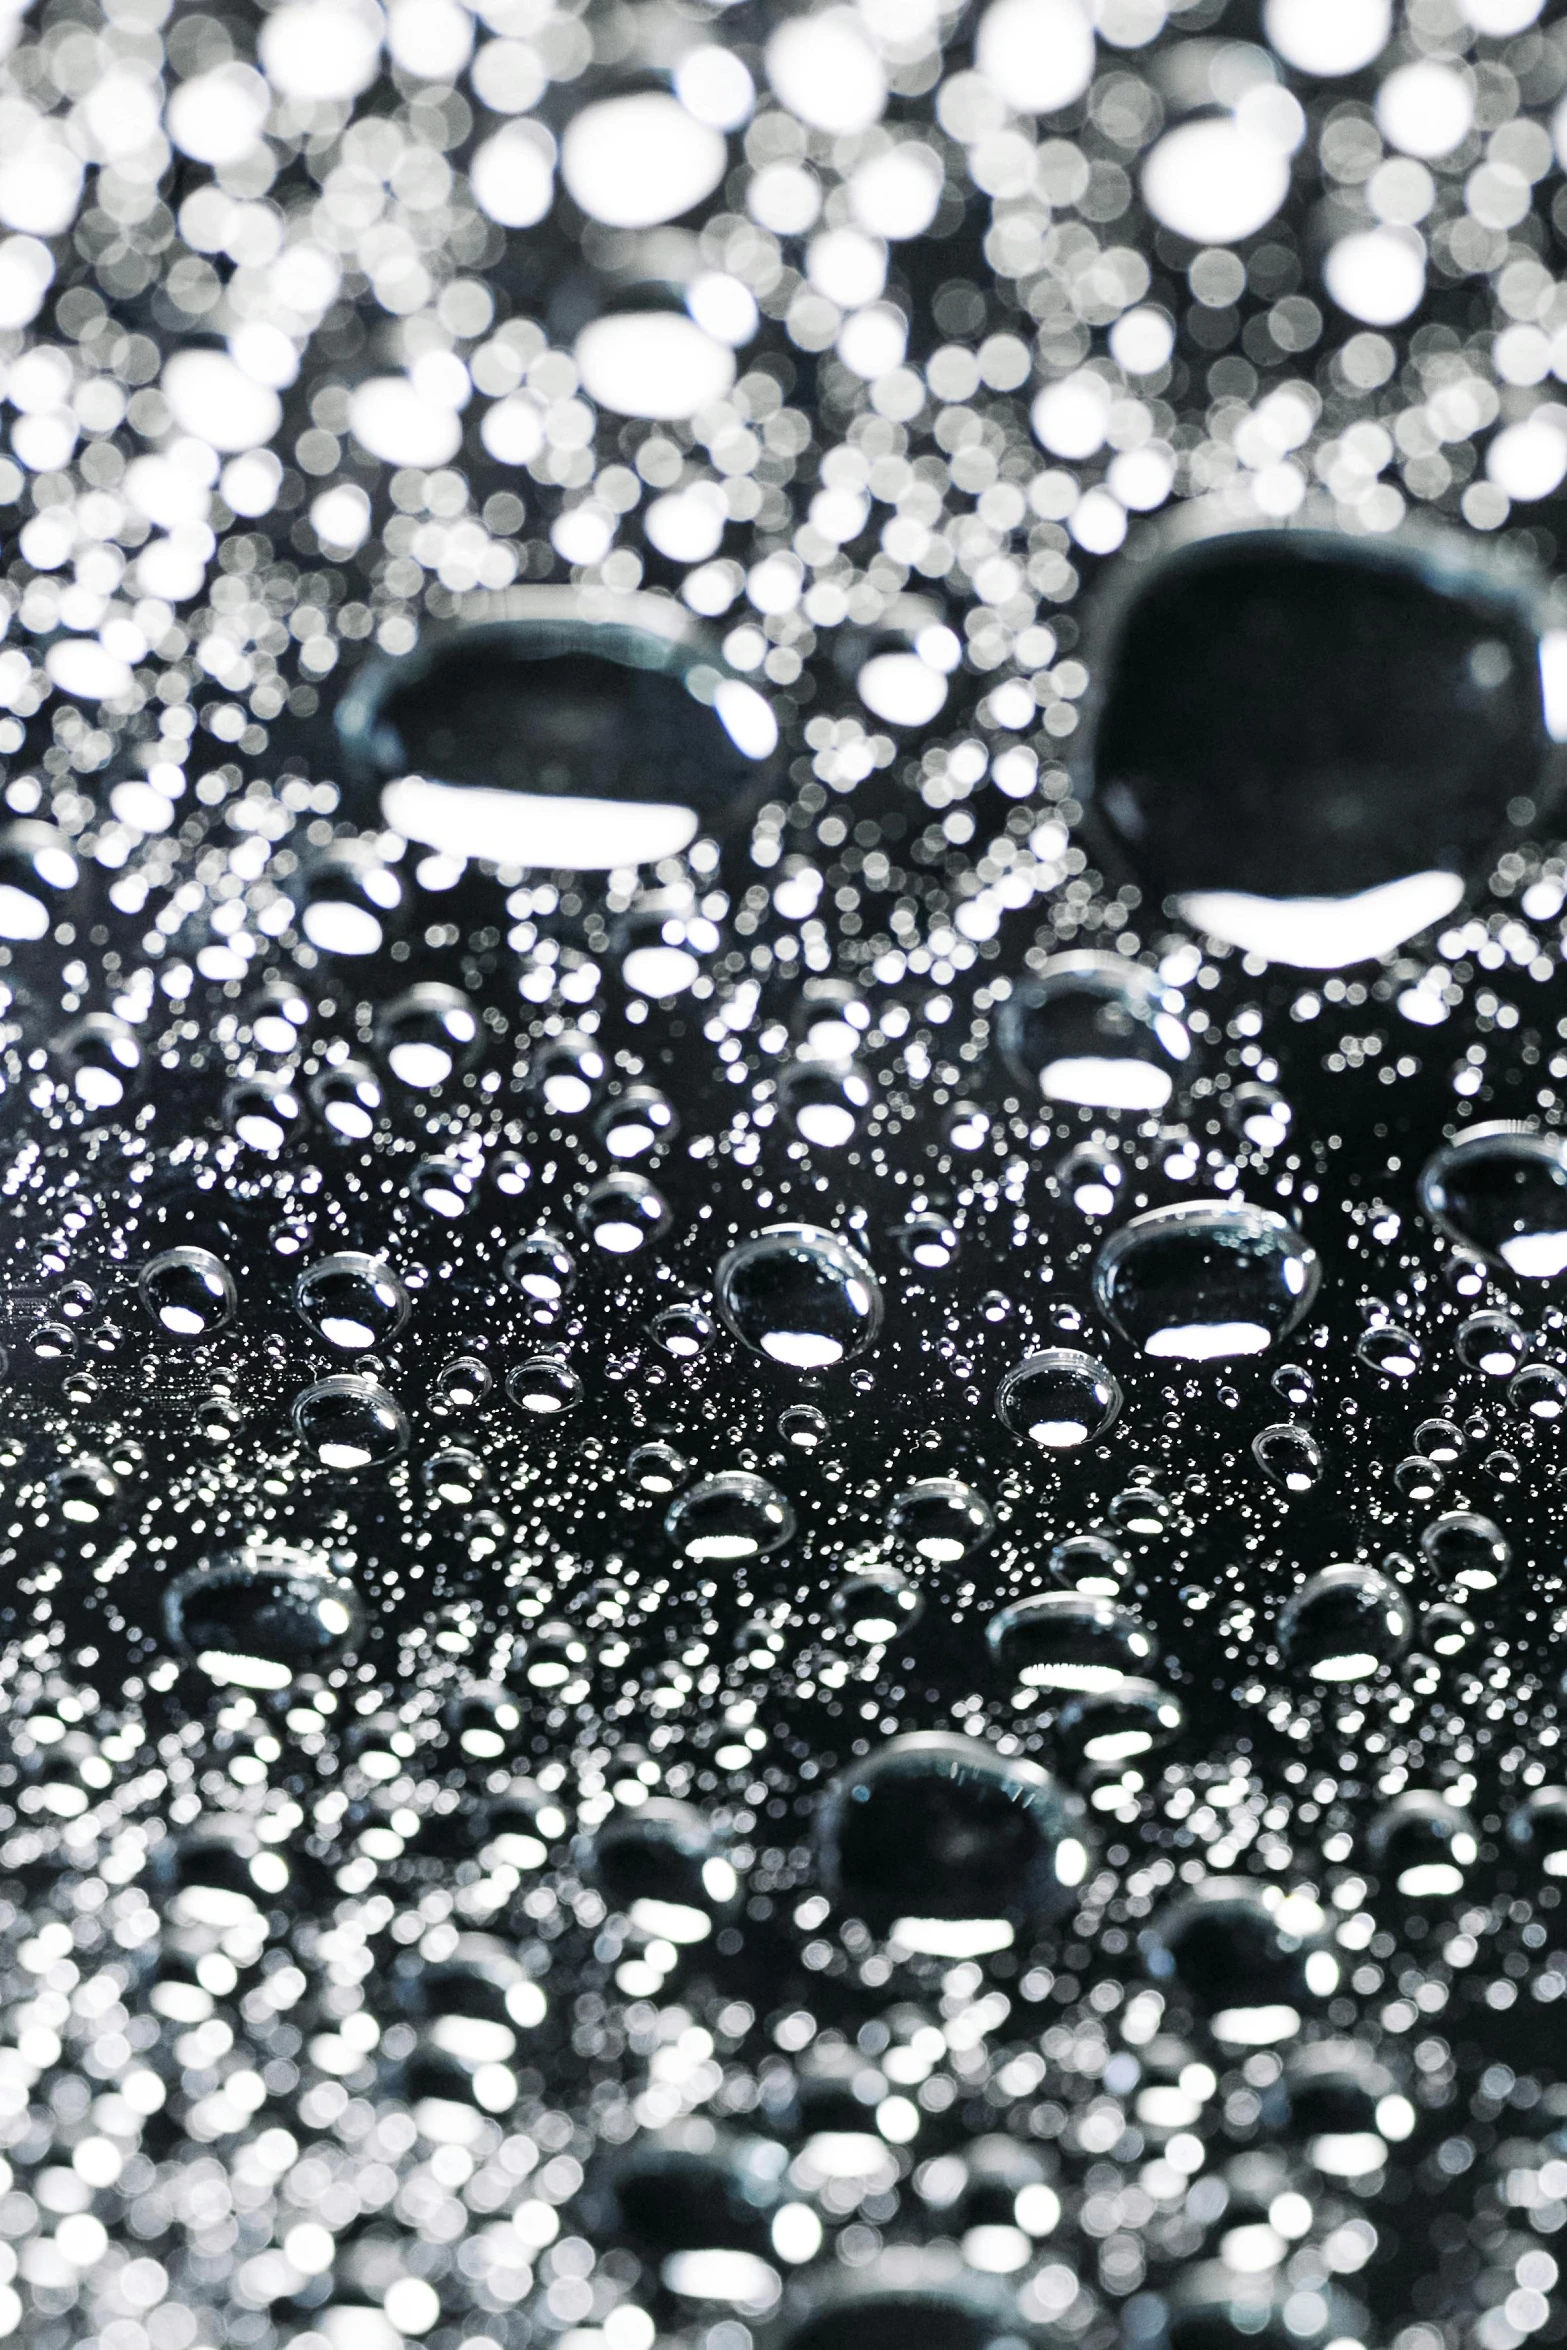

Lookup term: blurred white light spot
[1142,118,1291,243]
[1178,871,1466,968]
[766,14,885,135]
[748,161,822,236]
[977,0,1096,115]
[470,39,546,114]
[576,313,735,421]
[1487,413,1567,501]
[230,321,300,389]
[1323,227,1426,326]
[222,449,283,518]
[260,0,384,102]
[714,677,777,759]
[675,45,755,131]
[1107,444,1174,510]
[562,93,726,230]
[1032,371,1111,459]
[687,272,759,347]
[46,640,132,701]
[382,778,698,871]
[661,2251,780,2309]
[890,1917,1014,1958]
[0,121,81,237]
[1264,0,1390,75]
[382,2278,441,2335]
[809,228,887,309]
[1460,0,1542,28]
[837,302,907,380]
[163,351,281,453]
[348,376,462,466]
[1539,631,1567,741]
[167,64,271,165]
[851,143,943,240]
[858,652,948,727]
[387,0,472,79]
[1070,486,1127,553]
[470,121,556,227]
[481,393,546,467]
[311,483,373,553]
[1377,61,1474,159]
[1109,305,1174,373]
[646,483,728,563]
[0,237,53,330]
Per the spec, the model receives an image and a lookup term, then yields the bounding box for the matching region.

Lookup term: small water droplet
[665,1471,795,1562]
[1419,1125,1567,1280]
[1510,1362,1567,1420]
[376,982,480,1089]
[1054,1679,1183,1771]
[626,1442,688,1496]
[506,1232,578,1306]
[166,1550,362,1688]
[998,952,1191,1113]
[893,1212,961,1270]
[595,1085,677,1161]
[987,1592,1156,1692]
[408,1154,480,1219]
[308,1059,383,1141]
[832,1565,922,1645]
[1252,1422,1323,1492]
[292,1374,410,1470]
[1419,1509,1510,1591]
[651,1302,713,1357]
[1277,1565,1410,1683]
[886,1478,994,1563]
[577,1172,671,1256]
[296,1252,410,1352]
[432,1354,492,1411]
[1456,1310,1526,1376]
[1057,1143,1124,1218]
[1357,1323,1422,1379]
[138,1246,236,1339]
[1367,1791,1477,1901]
[505,1355,583,1418]
[779,1403,829,1451]
[1047,1531,1130,1592]
[996,1350,1121,1451]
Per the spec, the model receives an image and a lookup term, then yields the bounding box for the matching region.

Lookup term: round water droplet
[376,983,480,1089]
[226,1072,303,1153]
[408,1154,479,1218]
[27,1321,76,1367]
[519,1622,589,1692]
[1457,1310,1526,1376]
[1483,1445,1522,1487]
[591,1797,718,1917]
[1367,1791,1477,1901]
[779,1403,829,1451]
[945,1100,994,1152]
[886,1478,994,1564]
[998,952,1191,1113]
[295,1252,410,1352]
[505,1233,577,1306]
[1510,1361,1567,1420]
[1418,1600,1477,1661]
[244,976,311,1056]
[443,1684,523,1762]
[832,1564,922,1645]
[49,1458,120,1525]
[1224,1082,1293,1151]
[1047,1531,1130,1592]
[294,840,402,956]
[1395,1454,1445,1504]
[626,1442,688,1496]
[433,1354,492,1410]
[505,1355,582,1418]
[665,1472,795,1562]
[1419,1125,1567,1280]
[1277,1564,1410,1683]
[996,1350,1121,1450]
[1149,1880,1330,2023]
[715,1224,882,1370]
[1357,1322,1421,1378]
[1094,1201,1319,1361]
[779,1059,873,1151]
[817,1733,1091,1940]
[532,1031,606,1117]
[138,1246,236,1339]
[1416,1416,1464,1461]
[1054,1679,1184,1771]
[577,1172,671,1256]
[1507,1787,1567,1881]
[651,1302,713,1357]
[1058,1143,1124,1218]
[422,1447,486,1507]
[292,1374,409,1471]
[1106,1486,1176,1539]
[894,1211,961,1270]
[987,1592,1157,1693]
[603,2132,781,2262]
[166,1550,362,1689]
[308,1058,383,1141]
[595,1085,677,1161]
[1419,1509,1510,1591]
[1272,1361,1315,1409]
[1251,1422,1323,1492]
[270,1214,316,1259]
[56,1012,141,1113]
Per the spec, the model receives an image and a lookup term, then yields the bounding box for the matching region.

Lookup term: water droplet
[1272,1361,1315,1409]
[138,1246,236,1339]
[987,1592,1157,1692]
[1395,1454,1445,1504]
[506,1355,583,1418]
[1047,1531,1130,1592]
[998,952,1191,1112]
[408,1153,480,1219]
[1150,1880,1330,2024]
[665,1472,795,1562]
[1415,1417,1464,1461]
[1419,1600,1477,1660]
[520,1622,588,1692]
[832,1565,922,1645]
[886,1478,994,1563]
[1094,1202,1319,1361]
[591,1797,724,1922]
[1367,1791,1478,1900]
[295,840,403,956]
[1251,1422,1323,1492]
[1054,1679,1184,1770]
[1277,1565,1410,1683]
[270,1214,316,1259]
[894,1212,961,1270]
[292,1374,410,1470]
[308,1058,383,1141]
[1057,1143,1124,1218]
[506,1232,578,1306]
[296,1252,410,1352]
[444,1684,523,1761]
[1507,1787,1567,1880]
[532,1031,606,1117]
[995,1350,1121,1450]
[651,1302,713,1357]
[166,1550,362,1689]
[244,976,311,1056]
[779,1060,872,1150]
[1356,1322,1421,1379]
[1419,1125,1567,1280]
[577,1173,671,1256]
[1106,1486,1176,1539]
[945,1100,994,1152]
[778,1403,829,1451]
[1224,1082,1293,1150]
[55,1012,140,1112]
[1510,1362,1567,1420]
[626,1442,688,1496]
[1419,1509,1510,1591]
[596,1085,677,1161]
[49,1458,120,1524]
[715,1224,882,1370]
[422,1448,486,1507]
[433,1354,492,1410]
[816,1733,1091,1941]
[376,982,480,1089]
[0,818,77,939]
[1456,1310,1526,1376]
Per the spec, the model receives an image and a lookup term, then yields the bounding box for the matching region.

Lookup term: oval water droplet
[433,1354,492,1410]
[292,1374,409,1470]
[595,1085,677,1162]
[295,1252,410,1353]
[532,1031,606,1117]
[1224,1082,1293,1150]
[1057,1143,1124,1218]
[995,1350,1121,1450]
[408,1153,479,1218]
[307,1058,383,1141]
[138,1246,236,1339]
[505,1232,578,1306]
[1395,1454,1445,1503]
[1510,1361,1567,1420]
[715,1224,882,1370]
[1418,1600,1477,1661]
[886,1478,994,1564]
[1419,1125,1567,1280]
[651,1302,713,1358]
[987,1592,1156,1693]
[831,1564,922,1645]
[49,1457,120,1525]
[577,1173,671,1256]
[226,1072,303,1153]
[1094,1202,1319,1361]
[816,1733,1091,1944]
[998,952,1191,1113]
[665,1472,795,1562]
[626,1442,688,1496]
[1507,1787,1567,1881]
[376,982,480,1089]
[894,1211,961,1270]
[422,1447,486,1507]
[1367,1791,1478,1901]
[505,1356,583,1418]
[1150,1880,1331,2028]
[780,1059,872,1150]
[1272,1361,1315,1409]
[1047,1531,1130,1592]
[1456,1310,1525,1376]
[166,1550,362,1689]
[778,1403,829,1451]
[1277,1565,1410,1683]
[1419,1509,1510,1591]
[1356,1322,1422,1379]
[1054,1679,1184,1771]
[1251,1422,1323,1492]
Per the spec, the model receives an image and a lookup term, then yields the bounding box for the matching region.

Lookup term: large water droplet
[1053,1679,1184,1770]
[1419,1124,1567,1279]
[292,1374,409,1470]
[1507,1786,1567,1880]
[832,1564,922,1645]
[997,952,1190,1112]
[987,1592,1157,1693]
[577,1173,671,1256]
[1048,1531,1130,1592]
[506,1355,583,1417]
[885,1478,994,1563]
[995,1350,1121,1449]
[1511,1361,1567,1420]
[308,1058,383,1141]
[816,1733,1090,1948]
[780,1060,872,1150]
[138,1246,236,1339]
[1251,1422,1324,1492]
[1419,1509,1510,1591]
[666,1472,795,1562]
[376,983,480,1089]
[1367,1790,1477,1900]
[591,1797,730,1939]
[1456,1310,1525,1376]
[1277,1564,1410,1683]
[715,1225,882,1370]
[166,1550,362,1689]
[57,1013,141,1112]
[596,1085,677,1162]
[1149,1881,1332,2032]
[1094,1202,1319,1360]
[296,1252,411,1352]
[226,1072,303,1154]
